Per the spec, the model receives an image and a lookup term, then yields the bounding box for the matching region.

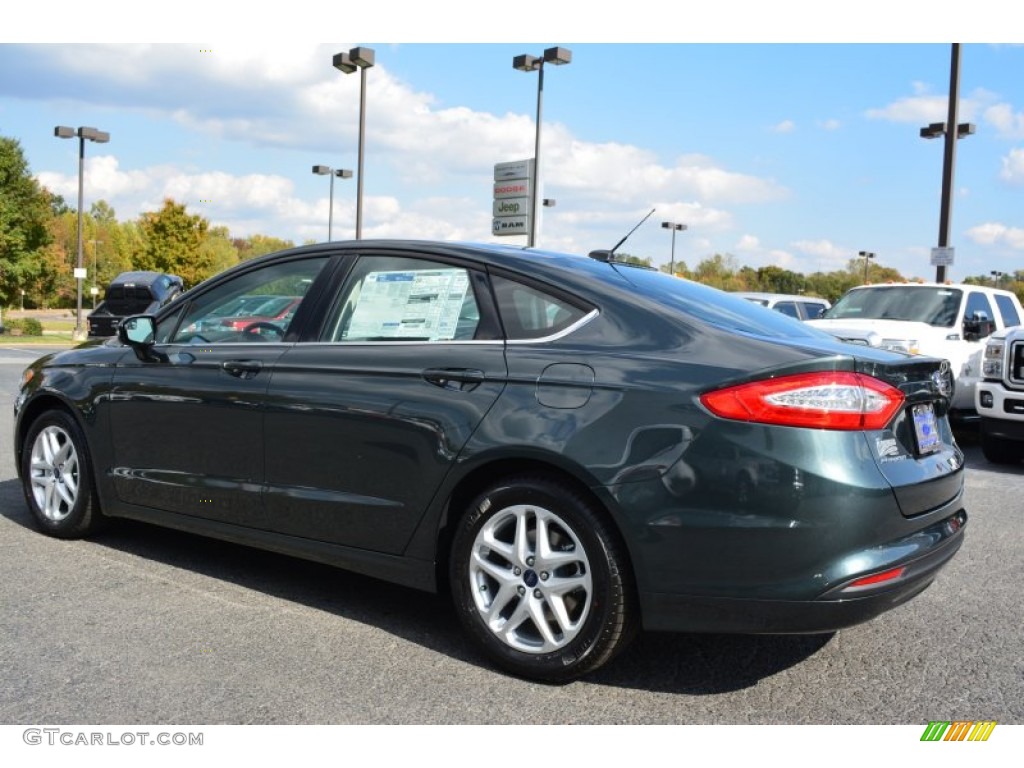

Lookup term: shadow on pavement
[0,477,832,693]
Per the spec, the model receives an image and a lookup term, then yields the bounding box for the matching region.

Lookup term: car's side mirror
[118,316,165,362]
[963,316,996,342]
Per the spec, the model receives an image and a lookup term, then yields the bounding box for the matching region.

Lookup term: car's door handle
[422,368,485,391]
[222,359,263,380]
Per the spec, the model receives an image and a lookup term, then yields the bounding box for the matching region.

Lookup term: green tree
[756,265,805,295]
[196,226,239,281]
[692,253,742,290]
[138,199,210,286]
[0,136,55,305]
[234,234,294,261]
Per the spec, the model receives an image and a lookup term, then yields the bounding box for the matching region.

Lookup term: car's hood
[806,317,939,342]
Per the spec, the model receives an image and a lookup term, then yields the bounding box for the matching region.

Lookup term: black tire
[449,474,637,683]
[21,409,105,539]
[980,422,1024,465]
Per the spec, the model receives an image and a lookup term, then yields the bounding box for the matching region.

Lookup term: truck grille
[1012,340,1024,386]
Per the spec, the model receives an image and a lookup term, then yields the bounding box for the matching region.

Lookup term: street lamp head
[312,165,331,175]
[332,52,357,74]
[956,122,976,138]
[859,251,876,259]
[335,169,353,179]
[543,47,572,66]
[334,47,374,73]
[919,122,946,139]
[76,127,110,143]
[512,54,540,72]
[542,198,556,207]
[54,125,75,139]
[661,221,687,232]
[349,47,375,68]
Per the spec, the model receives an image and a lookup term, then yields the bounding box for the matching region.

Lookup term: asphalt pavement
[1,343,1021,725]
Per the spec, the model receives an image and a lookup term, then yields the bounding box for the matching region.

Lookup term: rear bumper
[640,508,966,634]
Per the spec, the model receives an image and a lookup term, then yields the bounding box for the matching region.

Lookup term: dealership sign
[493,159,534,237]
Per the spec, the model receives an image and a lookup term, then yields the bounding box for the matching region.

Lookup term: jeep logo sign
[493,197,528,217]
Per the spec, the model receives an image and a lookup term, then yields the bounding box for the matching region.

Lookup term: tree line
[1,135,295,309]
[3,133,1022,310]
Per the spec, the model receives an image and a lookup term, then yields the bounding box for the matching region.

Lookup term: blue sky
[2,4,1022,282]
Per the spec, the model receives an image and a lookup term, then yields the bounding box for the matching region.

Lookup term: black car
[14,241,966,682]
[87,271,184,337]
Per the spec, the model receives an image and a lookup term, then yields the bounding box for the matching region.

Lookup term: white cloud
[1000,148,1024,184]
[772,120,796,134]
[818,119,841,131]
[865,87,995,124]
[986,104,1024,140]
[966,222,1024,250]
[735,234,760,251]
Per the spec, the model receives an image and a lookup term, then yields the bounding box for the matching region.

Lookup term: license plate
[912,403,941,455]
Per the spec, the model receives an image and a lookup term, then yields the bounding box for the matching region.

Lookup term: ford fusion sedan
[14,240,967,682]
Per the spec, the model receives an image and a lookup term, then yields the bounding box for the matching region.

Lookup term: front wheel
[449,475,636,682]
[21,410,105,539]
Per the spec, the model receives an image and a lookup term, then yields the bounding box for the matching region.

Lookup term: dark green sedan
[14,240,966,682]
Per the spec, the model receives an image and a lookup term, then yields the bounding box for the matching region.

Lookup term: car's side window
[800,302,826,320]
[964,292,994,323]
[167,257,328,344]
[491,275,589,340]
[325,256,479,342]
[994,295,1021,328]
[773,301,800,319]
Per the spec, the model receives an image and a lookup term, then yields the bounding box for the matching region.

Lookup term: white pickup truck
[976,326,1024,464]
[806,282,1024,422]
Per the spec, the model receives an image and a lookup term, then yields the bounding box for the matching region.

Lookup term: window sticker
[345,269,470,341]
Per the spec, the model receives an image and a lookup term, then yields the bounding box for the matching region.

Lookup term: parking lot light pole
[661,222,687,275]
[920,44,976,284]
[312,165,353,241]
[859,251,875,284]
[990,270,1004,287]
[513,46,571,248]
[89,239,103,307]
[333,47,374,240]
[55,125,109,340]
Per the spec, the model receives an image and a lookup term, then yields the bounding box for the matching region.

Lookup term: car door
[107,255,331,526]
[261,252,508,554]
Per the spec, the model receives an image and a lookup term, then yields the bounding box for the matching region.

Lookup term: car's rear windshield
[611,265,830,340]
[824,286,962,327]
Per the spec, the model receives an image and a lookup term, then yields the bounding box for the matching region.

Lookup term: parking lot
[1,344,1021,725]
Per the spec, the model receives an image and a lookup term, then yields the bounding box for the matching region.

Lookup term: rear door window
[994,295,1021,328]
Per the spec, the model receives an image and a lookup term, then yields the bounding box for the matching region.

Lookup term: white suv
[806,283,1024,420]
[976,327,1024,464]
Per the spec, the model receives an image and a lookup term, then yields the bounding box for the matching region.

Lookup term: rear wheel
[21,410,105,539]
[449,475,636,682]
[980,421,1024,465]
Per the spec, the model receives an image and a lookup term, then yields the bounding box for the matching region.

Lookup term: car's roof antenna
[588,208,656,262]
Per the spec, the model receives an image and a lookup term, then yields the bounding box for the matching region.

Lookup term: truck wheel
[980,422,1023,465]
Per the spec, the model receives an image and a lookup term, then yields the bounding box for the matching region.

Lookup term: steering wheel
[242,322,285,341]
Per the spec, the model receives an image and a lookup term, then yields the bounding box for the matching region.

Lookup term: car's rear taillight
[700,371,905,430]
